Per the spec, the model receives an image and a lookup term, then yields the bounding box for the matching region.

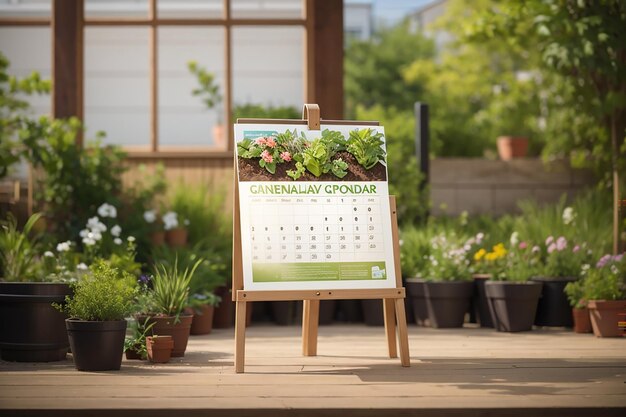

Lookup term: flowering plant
[237,132,297,174]
[541,235,589,278]
[473,242,508,278]
[425,233,473,281]
[161,211,189,231]
[580,254,625,301]
[143,209,164,232]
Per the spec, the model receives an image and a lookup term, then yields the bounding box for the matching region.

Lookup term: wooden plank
[232,160,244,299]
[389,196,403,288]
[383,298,397,358]
[237,118,377,126]
[234,301,247,373]
[224,0,233,151]
[52,0,84,130]
[149,0,158,151]
[394,298,410,367]
[302,299,319,356]
[0,19,50,26]
[236,288,405,302]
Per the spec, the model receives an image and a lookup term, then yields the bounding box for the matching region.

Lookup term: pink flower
[280,151,292,162]
[518,242,528,250]
[255,137,267,146]
[547,243,557,254]
[572,245,580,253]
[556,236,567,251]
[265,137,277,148]
[545,236,554,246]
[261,150,273,163]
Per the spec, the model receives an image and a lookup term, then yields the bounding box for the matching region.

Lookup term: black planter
[405,278,429,326]
[532,277,576,327]
[0,282,71,362]
[361,299,384,326]
[271,301,298,325]
[485,281,543,332]
[472,275,494,328]
[66,319,127,371]
[336,300,363,323]
[423,281,473,328]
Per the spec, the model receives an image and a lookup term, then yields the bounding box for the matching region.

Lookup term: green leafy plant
[582,254,626,301]
[188,61,222,109]
[564,279,586,309]
[347,128,386,169]
[55,261,138,321]
[286,161,305,180]
[295,129,346,178]
[0,213,42,282]
[232,103,299,121]
[124,317,155,359]
[151,257,202,318]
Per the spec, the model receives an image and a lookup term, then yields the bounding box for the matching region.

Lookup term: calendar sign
[235,123,396,291]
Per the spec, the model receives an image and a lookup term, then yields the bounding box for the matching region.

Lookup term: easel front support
[383,298,397,358]
[302,299,320,356]
[234,300,247,373]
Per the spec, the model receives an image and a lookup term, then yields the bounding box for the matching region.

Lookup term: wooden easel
[232,104,410,373]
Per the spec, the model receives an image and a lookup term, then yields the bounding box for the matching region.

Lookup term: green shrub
[0,213,42,282]
[151,257,202,317]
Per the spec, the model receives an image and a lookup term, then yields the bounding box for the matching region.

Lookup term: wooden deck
[1,324,625,417]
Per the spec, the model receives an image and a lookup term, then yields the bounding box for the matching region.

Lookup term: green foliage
[425,233,473,282]
[399,225,433,278]
[124,317,154,359]
[286,161,305,181]
[582,255,625,301]
[151,257,202,317]
[346,128,386,169]
[233,103,299,121]
[564,279,586,309]
[188,61,222,109]
[295,129,346,178]
[0,213,42,282]
[57,261,138,321]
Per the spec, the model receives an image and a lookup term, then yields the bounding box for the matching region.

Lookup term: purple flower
[547,243,557,254]
[556,236,567,251]
[572,245,580,253]
[545,236,554,246]
[139,274,151,284]
[614,254,623,262]
[596,254,612,268]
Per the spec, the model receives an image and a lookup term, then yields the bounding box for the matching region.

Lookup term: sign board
[234,122,397,291]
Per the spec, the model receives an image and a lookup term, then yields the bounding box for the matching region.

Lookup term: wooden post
[383,298,397,358]
[234,299,247,373]
[302,299,320,356]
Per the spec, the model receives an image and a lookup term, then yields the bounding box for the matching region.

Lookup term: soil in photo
[237,151,387,182]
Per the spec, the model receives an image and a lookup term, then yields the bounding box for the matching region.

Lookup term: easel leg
[235,300,247,373]
[302,299,320,356]
[394,298,410,367]
[383,298,398,358]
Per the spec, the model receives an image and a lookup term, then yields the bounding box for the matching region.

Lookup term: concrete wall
[430,158,595,216]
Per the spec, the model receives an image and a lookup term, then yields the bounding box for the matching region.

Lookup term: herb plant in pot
[564,277,592,334]
[421,234,474,328]
[0,213,73,362]
[137,258,201,357]
[124,316,154,360]
[56,261,138,371]
[482,242,543,332]
[583,254,625,338]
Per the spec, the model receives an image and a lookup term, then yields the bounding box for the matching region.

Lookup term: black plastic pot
[361,299,384,326]
[271,301,298,325]
[423,281,473,328]
[485,281,543,332]
[405,278,429,326]
[336,300,363,323]
[0,282,71,362]
[472,275,494,328]
[532,277,576,327]
[66,319,127,371]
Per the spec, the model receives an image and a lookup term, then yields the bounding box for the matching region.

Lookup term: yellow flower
[474,248,486,261]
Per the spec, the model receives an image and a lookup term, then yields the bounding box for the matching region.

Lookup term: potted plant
[188,61,224,149]
[564,276,592,334]
[146,335,174,363]
[421,233,474,328]
[56,261,138,371]
[496,136,529,160]
[144,209,165,246]
[584,254,625,337]
[124,316,154,360]
[480,241,543,332]
[137,257,201,357]
[0,213,74,362]
[401,225,433,327]
[163,211,188,248]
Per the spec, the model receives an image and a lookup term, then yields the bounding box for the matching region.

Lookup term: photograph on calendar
[236,127,387,182]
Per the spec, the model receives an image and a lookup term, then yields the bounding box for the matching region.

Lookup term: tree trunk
[611,111,620,255]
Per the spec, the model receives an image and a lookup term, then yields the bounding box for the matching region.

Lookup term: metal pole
[414,102,429,190]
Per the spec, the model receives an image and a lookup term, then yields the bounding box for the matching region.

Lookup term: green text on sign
[252,262,387,282]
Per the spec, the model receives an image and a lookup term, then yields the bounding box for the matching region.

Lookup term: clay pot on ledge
[572,307,592,334]
[150,231,165,246]
[587,300,626,337]
[165,227,188,248]
[147,335,174,363]
[497,136,529,160]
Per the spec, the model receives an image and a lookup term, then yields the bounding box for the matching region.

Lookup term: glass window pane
[84,27,150,147]
[85,0,149,19]
[233,26,303,112]
[0,27,51,117]
[158,27,225,149]
[157,0,223,19]
[231,0,303,19]
[0,0,51,18]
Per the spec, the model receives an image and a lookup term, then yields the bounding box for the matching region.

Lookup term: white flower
[82,237,96,246]
[162,211,179,230]
[111,225,122,237]
[87,216,107,232]
[143,210,157,223]
[184,219,190,226]
[44,251,54,258]
[610,265,618,274]
[76,263,88,271]
[510,232,519,246]
[399,239,404,246]
[56,241,71,252]
[91,231,102,241]
[562,207,575,225]
[79,229,89,238]
[97,203,117,219]
[127,236,136,242]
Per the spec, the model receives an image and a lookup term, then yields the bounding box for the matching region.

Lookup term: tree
[466,0,626,253]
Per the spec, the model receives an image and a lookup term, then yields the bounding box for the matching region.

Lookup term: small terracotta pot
[572,307,592,334]
[497,136,529,160]
[189,305,215,335]
[146,336,174,363]
[137,314,193,357]
[588,300,626,337]
[150,231,165,246]
[166,227,188,248]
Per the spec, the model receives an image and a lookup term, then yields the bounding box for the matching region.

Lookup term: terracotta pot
[572,307,592,334]
[213,286,234,328]
[485,281,543,332]
[213,124,226,149]
[147,336,174,363]
[189,305,215,335]
[150,231,165,246]
[423,281,474,328]
[587,300,626,337]
[472,274,494,328]
[497,136,529,160]
[137,314,193,357]
[165,227,188,248]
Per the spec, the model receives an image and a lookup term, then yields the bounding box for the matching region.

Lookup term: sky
[369,0,434,26]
